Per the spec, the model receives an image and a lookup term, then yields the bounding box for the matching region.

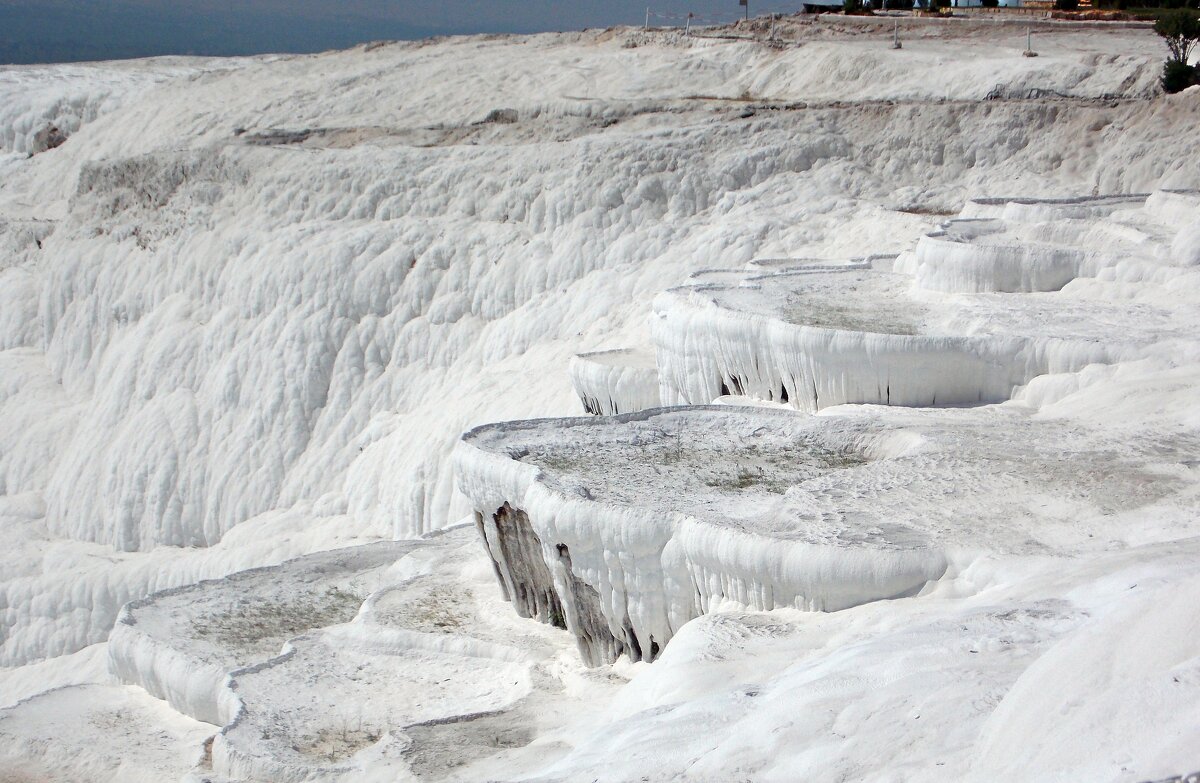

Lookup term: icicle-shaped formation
[568,349,661,416]
[456,406,958,665]
[653,193,1194,412]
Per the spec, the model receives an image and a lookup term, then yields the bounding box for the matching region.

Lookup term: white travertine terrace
[745,257,872,273]
[453,403,1185,666]
[106,526,586,782]
[569,260,887,417]
[568,349,661,416]
[651,191,1198,411]
[652,264,1182,411]
[912,201,1185,293]
[2,21,1200,780]
[108,541,422,726]
[1149,189,1200,225]
[457,188,1200,674]
[914,220,1123,293]
[456,407,944,664]
[916,192,1199,292]
[958,193,1150,221]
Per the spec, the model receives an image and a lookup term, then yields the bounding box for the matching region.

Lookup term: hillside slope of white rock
[1,18,1199,783]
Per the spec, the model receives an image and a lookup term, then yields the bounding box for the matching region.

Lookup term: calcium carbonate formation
[3,25,1200,781]
[105,527,567,782]
[460,190,1200,665]
[653,191,1198,412]
[568,349,661,416]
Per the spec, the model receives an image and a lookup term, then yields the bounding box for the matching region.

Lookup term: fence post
[1023,26,1038,56]
[645,6,650,28]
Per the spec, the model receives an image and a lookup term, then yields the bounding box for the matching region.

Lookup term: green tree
[1155,9,1200,64]
[1162,59,1198,92]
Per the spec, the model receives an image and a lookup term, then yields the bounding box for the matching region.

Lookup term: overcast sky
[0,1,791,64]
